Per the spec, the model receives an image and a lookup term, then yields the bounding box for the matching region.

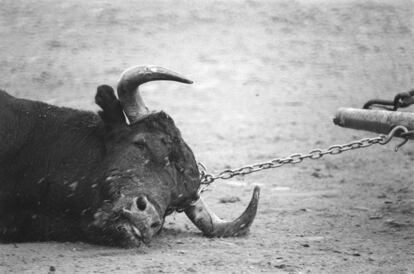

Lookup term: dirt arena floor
[0,0,413,273]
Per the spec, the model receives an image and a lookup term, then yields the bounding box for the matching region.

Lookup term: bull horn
[184,186,260,237]
[117,66,193,123]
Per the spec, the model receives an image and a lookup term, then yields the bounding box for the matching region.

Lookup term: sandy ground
[0,0,413,273]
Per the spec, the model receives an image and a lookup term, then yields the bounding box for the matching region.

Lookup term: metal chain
[363,88,414,110]
[198,125,410,188]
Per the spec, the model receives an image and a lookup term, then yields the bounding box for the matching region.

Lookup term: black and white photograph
[0,0,413,273]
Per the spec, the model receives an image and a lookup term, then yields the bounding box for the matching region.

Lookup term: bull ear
[95,85,126,129]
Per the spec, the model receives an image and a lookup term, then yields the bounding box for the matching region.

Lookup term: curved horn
[117,66,193,123]
[184,186,260,237]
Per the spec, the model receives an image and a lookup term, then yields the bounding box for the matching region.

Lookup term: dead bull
[0,66,260,247]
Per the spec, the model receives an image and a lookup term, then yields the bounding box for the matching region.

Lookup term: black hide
[0,88,200,246]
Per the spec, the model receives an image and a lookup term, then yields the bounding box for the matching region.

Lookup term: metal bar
[333,108,414,139]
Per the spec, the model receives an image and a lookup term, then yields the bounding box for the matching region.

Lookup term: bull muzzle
[122,195,163,244]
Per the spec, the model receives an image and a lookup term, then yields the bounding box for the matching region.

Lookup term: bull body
[0,89,198,246]
[0,66,259,247]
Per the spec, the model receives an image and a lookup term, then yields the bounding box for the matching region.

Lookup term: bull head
[92,66,260,247]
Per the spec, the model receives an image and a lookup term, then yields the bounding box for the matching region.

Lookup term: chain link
[198,125,410,188]
[363,88,414,110]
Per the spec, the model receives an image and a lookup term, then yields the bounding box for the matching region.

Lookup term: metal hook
[395,138,409,152]
[380,125,409,151]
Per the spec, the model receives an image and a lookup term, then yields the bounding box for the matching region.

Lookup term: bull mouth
[129,224,142,241]
[113,222,143,247]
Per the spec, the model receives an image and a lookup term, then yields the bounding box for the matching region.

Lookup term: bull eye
[134,141,146,150]
[161,136,172,145]
[136,196,147,211]
[151,222,160,229]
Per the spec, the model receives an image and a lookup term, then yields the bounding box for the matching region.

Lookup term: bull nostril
[136,196,147,211]
[151,222,160,229]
